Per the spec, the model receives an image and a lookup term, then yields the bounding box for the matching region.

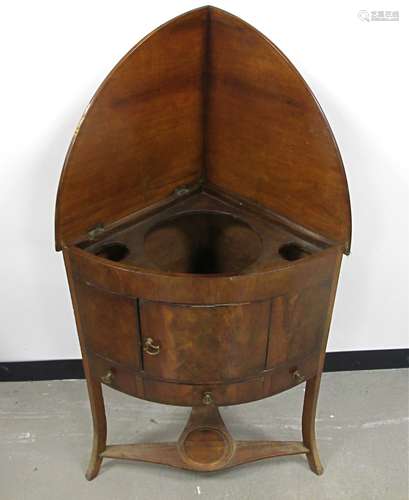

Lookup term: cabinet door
[75,281,141,369]
[140,300,270,383]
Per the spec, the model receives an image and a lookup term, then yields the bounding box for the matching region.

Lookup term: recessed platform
[83,189,326,274]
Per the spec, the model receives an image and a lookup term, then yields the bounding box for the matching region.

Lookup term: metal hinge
[87,223,105,241]
[173,185,191,197]
[173,179,204,197]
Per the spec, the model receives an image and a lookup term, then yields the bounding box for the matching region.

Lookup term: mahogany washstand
[55,7,351,478]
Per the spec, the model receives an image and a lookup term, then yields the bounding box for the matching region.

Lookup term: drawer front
[263,349,320,398]
[75,281,141,369]
[88,350,319,406]
[88,353,144,398]
[266,282,332,369]
[143,377,265,406]
[140,300,270,383]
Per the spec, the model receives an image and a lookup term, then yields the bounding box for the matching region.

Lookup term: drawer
[88,353,144,398]
[263,350,320,398]
[143,377,265,407]
[139,300,270,383]
[87,350,320,406]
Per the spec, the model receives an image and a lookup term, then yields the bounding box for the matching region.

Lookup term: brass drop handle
[101,370,114,385]
[143,337,161,356]
[202,392,213,406]
[292,369,305,384]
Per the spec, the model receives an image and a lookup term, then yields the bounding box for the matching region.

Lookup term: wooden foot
[84,377,107,480]
[86,435,104,481]
[100,404,309,473]
[302,375,324,475]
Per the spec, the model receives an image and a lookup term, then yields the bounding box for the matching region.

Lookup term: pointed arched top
[56,6,351,253]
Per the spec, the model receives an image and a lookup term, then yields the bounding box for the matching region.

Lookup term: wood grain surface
[56,6,351,477]
[55,6,351,253]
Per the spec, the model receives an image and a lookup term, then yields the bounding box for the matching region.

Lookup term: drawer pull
[101,370,114,385]
[143,337,161,356]
[292,370,305,384]
[202,392,213,406]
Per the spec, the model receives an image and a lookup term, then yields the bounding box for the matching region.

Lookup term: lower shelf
[101,440,309,472]
[87,404,323,478]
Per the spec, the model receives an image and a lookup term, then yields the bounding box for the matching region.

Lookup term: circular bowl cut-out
[144,212,262,275]
[279,242,311,261]
[94,242,129,262]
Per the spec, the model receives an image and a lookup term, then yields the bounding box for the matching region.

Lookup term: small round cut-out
[94,242,129,262]
[279,242,310,261]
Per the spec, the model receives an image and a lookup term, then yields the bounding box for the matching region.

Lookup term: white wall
[0,0,407,361]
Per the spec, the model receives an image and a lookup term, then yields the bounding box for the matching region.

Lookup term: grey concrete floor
[0,370,408,500]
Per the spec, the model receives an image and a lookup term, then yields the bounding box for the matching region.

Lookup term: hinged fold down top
[55,6,351,253]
